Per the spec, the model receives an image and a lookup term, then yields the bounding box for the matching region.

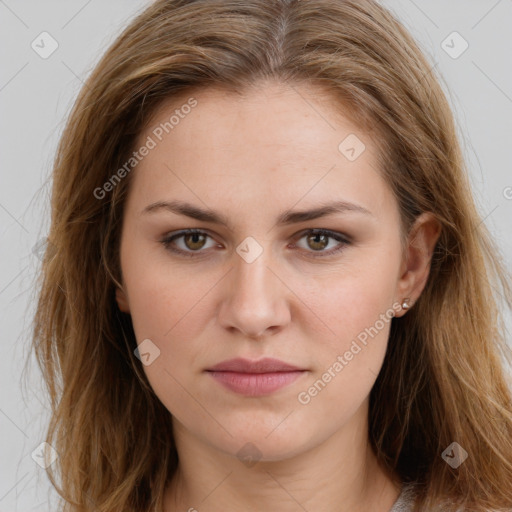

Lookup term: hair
[31,0,512,511]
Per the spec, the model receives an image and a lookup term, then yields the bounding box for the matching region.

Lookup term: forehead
[143,81,371,153]
[127,81,394,219]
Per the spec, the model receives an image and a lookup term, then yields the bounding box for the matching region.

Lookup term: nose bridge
[219,235,290,337]
[231,236,277,305]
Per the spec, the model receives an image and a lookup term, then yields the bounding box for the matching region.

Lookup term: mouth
[205,357,308,397]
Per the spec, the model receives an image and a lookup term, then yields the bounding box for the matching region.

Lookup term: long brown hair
[32,0,512,510]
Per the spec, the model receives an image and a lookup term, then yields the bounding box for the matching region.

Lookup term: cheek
[291,274,396,434]
[121,248,222,395]
[298,251,400,349]
[303,275,394,385]
[122,236,214,343]
[124,267,211,419]
[291,247,400,408]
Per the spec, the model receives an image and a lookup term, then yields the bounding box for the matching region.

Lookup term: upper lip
[206,357,304,373]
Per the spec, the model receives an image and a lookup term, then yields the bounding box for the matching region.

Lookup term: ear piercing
[401,298,412,310]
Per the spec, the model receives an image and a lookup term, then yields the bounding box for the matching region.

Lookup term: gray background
[1,0,511,509]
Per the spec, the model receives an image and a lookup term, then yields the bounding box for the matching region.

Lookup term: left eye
[293,229,349,255]
[161,229,349,257]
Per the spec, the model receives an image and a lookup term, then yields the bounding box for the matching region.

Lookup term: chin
[204,419,318,463]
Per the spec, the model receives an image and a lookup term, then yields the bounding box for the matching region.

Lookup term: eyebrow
[141,199,373,228]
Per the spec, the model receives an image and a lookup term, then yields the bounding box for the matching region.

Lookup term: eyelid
[160,228,351,258]
[291,228,350,258]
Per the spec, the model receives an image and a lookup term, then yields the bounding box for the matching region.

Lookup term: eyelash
[160,228,351,259]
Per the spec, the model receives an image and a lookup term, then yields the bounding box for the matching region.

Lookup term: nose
[217,243,291,339]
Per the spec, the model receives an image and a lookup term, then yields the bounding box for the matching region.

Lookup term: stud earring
[401,298,412,310]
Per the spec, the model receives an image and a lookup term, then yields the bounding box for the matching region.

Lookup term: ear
[115,286,131,313]
[394,212,441,318]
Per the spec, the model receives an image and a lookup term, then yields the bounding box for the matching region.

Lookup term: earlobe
[395,212,441,316]
[115,286,130,313]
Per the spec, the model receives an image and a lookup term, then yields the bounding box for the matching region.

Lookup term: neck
[163,402,401,512]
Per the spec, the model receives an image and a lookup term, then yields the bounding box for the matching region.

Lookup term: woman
[32,0,512,511]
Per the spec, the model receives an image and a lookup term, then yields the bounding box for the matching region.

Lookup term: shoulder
[389,482,512,512]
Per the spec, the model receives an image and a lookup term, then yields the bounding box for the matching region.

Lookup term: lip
[205,357,307,396]
[207,357,304,373]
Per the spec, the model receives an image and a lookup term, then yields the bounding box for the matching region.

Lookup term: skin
[116,80,440,512]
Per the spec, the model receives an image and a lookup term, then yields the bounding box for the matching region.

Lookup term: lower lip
[206,371,306,396]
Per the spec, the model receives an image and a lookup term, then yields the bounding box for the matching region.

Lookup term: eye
[292,229,350,257]
[160,228,350,258]
[161,229,218,257]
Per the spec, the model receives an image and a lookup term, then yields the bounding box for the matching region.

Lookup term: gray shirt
[388,485,512,512]
[389,483,416,512]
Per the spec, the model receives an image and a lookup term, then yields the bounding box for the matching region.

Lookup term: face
[116,81,411,461]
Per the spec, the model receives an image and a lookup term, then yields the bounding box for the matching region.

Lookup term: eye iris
[184,233,207,250]
[307,233,329,251]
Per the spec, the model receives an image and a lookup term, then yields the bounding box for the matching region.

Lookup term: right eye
[160,229,219,257]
